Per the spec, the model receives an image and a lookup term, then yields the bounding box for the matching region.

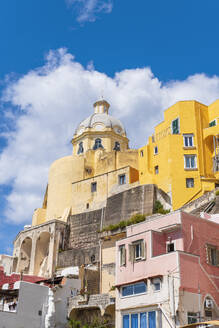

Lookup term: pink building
[115,211,219,328]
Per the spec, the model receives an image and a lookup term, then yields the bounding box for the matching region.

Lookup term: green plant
[68,317,112,328]
[154,200,170,214]
[68,319,82,328]
[110,285,116,291]
[101,213,147,232]
[215,190,219,196]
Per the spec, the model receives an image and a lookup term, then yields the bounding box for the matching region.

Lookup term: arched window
[93,138,103,150]
[77,142,84,154]
[113,141,120,151]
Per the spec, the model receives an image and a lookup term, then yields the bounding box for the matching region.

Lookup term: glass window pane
[186,157,190,168]
[131,314,138,328]
[148,311,156,328]
[135,243,141,258]
[140,313,147,328]
[154,282,160,291]
[123,315,130,328]
[191,156,195,168]
[134,282,146,294]
[122,285,133,296]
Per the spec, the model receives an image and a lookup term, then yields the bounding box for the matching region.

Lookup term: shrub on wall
[154,200,170,214]
[101,213,147,232]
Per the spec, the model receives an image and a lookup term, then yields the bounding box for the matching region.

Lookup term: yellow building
[32,100,139,226]
[139,100,219,210]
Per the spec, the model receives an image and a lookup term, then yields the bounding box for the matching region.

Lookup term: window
[155,165,159,174]
[119,245,126,266]
[91,182,97,193]
[172,118,180,134]
[121,282,147,297]
[140,150,144,157]
[122,311,156,328]
[119,174,126,185]
[205,310,212,319]
[77,142,84,154]
[187,312,198,324]
[186,178,194,188]
[152,278,161,291]
[184,155,197,169]
[209,119,216,127]
[206,244,219,266]
[93,138,103,150]
[154,146,158,155]
[113,141,121,151]
[135,243,142,258]
[167,242,175,253]
[129,240,145,262]
[123,315,129,328]
[183,134,194,147]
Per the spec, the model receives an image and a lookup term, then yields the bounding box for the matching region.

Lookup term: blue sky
[1,0,219,254]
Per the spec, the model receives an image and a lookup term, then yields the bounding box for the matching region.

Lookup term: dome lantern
[93,100,110,114]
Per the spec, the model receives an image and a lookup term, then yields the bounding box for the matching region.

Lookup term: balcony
[68,293,115,315]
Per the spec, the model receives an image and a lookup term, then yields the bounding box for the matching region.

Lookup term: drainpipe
[168,274,176,328]
[198,284,201,322]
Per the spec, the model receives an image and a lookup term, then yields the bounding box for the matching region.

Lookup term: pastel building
[115,210,219,328]
[139,100,219,210]
[12,100,140,278]
[33,99,139,226]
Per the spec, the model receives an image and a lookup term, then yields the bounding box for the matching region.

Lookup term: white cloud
[66,0,113,22]
[1,48,219,224]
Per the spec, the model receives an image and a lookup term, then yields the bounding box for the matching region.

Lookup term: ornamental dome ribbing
[75,100,126,137]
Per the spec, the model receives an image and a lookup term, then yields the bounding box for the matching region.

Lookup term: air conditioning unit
[205,299,214,309]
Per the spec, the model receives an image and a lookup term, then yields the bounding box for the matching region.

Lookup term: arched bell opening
[17,237,32,274]
[34,231,50,276]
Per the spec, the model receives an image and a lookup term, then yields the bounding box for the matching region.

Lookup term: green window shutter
[206,245,211,264]
[216,250,219,266]
[172,118,179,134]
[209,120,216,127]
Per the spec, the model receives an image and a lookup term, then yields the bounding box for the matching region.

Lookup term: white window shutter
[141,240,146,259]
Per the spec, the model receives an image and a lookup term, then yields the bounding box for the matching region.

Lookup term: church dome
[75,100,126,137]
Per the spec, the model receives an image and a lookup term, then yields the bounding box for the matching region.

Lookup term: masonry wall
[58,209,103,268]
[58,185,158,269]
[104,184,156,227]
